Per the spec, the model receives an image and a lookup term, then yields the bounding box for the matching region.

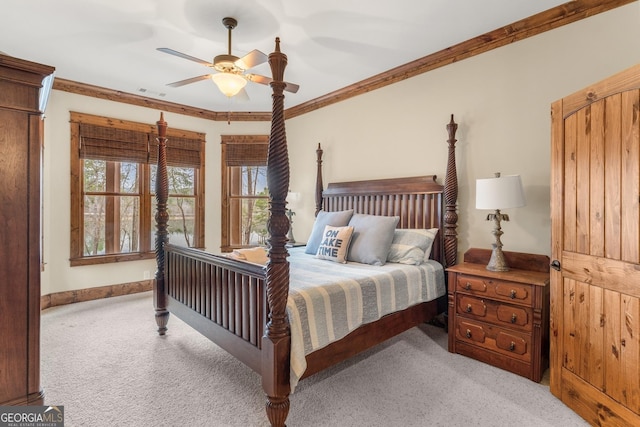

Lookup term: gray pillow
[346,213,399,266]
[305,209,354,254]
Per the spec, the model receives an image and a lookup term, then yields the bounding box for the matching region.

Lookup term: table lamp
[286,191,301,244]
[475,173,526,271]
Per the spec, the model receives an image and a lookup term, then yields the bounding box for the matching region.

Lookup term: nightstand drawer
[456,294,532,331]
[454,318,531,362]
[456,274,532,305]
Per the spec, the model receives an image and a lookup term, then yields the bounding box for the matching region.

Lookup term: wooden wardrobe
[550,63,640,425]
[0,54,54,406]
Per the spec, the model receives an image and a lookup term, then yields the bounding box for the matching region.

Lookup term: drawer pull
[509,342,516,351]
[510,290,517,299]
[466,329,472,339]
[511,313,517,323]
[464,282,471,290]
[466,304,472,313]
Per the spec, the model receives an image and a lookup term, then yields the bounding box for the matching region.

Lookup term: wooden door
[550,63,640,426]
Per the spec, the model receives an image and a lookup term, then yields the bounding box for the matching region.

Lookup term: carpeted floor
[41,292,589,426]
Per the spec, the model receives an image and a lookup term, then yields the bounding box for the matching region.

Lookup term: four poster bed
[153,38,459,427]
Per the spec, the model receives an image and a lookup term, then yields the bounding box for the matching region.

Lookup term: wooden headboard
[312,116,459,269]
[320,175,446,266]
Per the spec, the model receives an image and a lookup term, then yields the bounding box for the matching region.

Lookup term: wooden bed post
[262,37,292,427]
[444,114,458,268]
[315,143,323,216]
[154,113,170,335]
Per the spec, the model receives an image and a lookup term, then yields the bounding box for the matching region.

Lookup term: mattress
[286,246,446,391]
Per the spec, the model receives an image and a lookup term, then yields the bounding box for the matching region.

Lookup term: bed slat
[164,246,266,349]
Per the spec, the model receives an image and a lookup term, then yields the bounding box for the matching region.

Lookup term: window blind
[79,123,203,168]
[223,142,268,166]
[149,134,202,169]
[79,124,148,163]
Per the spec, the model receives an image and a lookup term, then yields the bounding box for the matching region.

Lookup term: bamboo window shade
[149,134,202,169]
[79,123,203,169]
[223,142,268,167]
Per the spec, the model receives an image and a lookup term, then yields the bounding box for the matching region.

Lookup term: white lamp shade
[287,191,301,209]
[476,174,526,210]
[211,73,247,97]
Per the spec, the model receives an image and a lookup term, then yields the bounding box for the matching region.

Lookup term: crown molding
[52,0,634,121]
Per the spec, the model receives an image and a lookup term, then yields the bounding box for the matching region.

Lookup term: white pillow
[422,228,440,262]
[315,225,354,263]
[387,228,438,265]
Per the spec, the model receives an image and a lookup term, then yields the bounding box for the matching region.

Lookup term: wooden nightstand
[447,248,550,382]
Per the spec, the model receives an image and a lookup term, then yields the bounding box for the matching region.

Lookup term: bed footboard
[163,244,268,373]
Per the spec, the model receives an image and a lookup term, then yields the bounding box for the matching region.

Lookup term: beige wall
[287,3,640,261]
[41,3,640,295]
[41,93,270,295]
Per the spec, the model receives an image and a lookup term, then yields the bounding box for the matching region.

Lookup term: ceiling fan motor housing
[222,17,237,30]
[214,17,242,73]
[213,54,242,73]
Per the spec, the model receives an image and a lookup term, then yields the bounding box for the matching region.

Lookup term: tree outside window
[70,112,205,266]
[221,135,269,251]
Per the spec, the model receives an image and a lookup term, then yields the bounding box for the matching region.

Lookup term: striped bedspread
[287,247,446,391]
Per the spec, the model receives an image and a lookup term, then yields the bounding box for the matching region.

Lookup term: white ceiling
[2,0,568,113]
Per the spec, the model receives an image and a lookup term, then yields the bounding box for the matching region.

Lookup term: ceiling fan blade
[157,48,213,67]
[246,73,272,85]
[246,74,299,93]
[284,81,300,94]
[166,74,213,88]
[235,49,268,70]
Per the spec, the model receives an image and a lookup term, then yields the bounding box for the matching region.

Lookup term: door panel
[551,64,640,425]
[586,284,603,389]
[589,100,606,258]
[603,289,623,403]
[563,112,577,253]
[604,95,622,260]
[620,295,640,412]
[621,90,640,263]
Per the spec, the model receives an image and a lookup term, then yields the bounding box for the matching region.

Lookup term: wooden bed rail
[164,244,267,373]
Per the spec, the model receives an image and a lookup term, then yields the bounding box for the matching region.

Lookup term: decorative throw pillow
[305,209,354,255]
[387,228,439,265]
[315,225,354,263]
[346,213,399,266]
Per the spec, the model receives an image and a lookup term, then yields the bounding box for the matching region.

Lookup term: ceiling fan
[158,17,299,98]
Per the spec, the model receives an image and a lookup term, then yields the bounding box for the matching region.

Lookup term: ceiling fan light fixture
[159,16,297,98]
[211,72,247,97]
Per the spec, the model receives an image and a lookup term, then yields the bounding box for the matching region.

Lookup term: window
[70,112,205,266]
[221,135,269,252]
